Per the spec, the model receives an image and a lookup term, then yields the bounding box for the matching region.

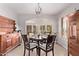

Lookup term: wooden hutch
[0,16,21,56]
[68,10,79,56]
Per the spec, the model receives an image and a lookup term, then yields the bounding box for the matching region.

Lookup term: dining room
[1,3,79,56]
[2,3,68,56]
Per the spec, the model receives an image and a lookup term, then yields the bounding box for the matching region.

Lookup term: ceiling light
[35,3,41,15]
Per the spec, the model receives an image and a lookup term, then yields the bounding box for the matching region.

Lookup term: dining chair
[39,35,56,56]
[22,35,37,56]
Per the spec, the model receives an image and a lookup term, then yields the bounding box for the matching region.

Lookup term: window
[26,25,52,35]
[40,25,45,34]
[27,25,32,35]
[33,25,37,34]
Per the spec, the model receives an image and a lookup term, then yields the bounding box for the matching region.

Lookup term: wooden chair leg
[52,50,54,56]
[23,49,26,56]
[28,50,30,56]
[46,52,47,56]
[40,49,41,56]
[36,48,38,56]
[39,48,40,56]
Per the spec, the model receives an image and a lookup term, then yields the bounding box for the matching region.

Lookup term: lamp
[35,3,41,15]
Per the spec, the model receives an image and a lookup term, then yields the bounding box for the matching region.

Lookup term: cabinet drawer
[69,42,79,56]
[70,44,79,51]
[69,47,79,56]
[6,39,11,48]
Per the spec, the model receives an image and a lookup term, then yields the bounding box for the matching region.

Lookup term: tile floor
[6,43,68,56]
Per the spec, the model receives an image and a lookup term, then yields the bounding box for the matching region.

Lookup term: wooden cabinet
[0,16,20,56]
[68,10,79,56]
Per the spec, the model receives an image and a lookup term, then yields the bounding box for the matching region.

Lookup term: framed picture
[47,25,52,34]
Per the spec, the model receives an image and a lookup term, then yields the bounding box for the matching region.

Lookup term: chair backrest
[46,35,56,49]
[47,35,53,44]
[47,35,56,44]
[22,35,28,43]
[52,35,56,42]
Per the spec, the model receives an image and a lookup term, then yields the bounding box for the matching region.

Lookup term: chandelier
[35,3,41,15]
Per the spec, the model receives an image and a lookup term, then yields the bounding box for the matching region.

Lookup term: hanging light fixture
[35,3,41,15]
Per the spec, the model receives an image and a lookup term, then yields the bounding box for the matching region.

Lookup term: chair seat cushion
[25,43,37,49]
[40,43,53,51]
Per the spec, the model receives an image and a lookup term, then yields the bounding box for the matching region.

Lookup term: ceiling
[5,3,71,15]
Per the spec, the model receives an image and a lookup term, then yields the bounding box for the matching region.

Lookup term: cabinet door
[11,33,20,46]
[12,35,17,46]
[2,34,12,50]
[0,36,7,53]
[15,33,20,44]
[6,35,12,48]
[76,18,79,42]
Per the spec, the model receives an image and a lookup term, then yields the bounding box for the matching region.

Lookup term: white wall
[18,14,58,34]
[0,4,19,29]
[57,3,79,49]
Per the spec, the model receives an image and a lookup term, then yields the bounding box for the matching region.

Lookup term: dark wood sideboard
[0,16,21,56]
